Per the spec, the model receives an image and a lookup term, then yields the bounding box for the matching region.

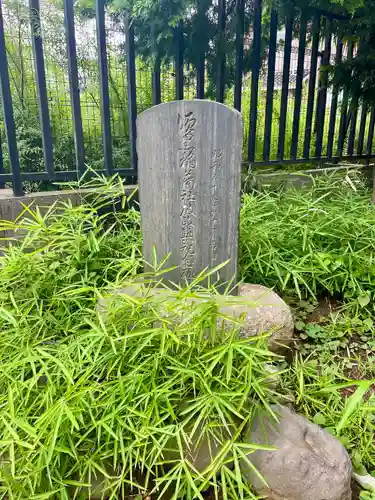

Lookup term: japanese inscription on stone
[179,112,197,280]
[137,100,243,290]
[210,149,223,265]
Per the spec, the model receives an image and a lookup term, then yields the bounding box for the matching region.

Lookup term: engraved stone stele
[137,100,243,289]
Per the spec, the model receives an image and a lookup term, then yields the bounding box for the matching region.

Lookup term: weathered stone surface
[137,100,243,290]
[219,283,294,353]
[70,464,118,499]
[164,421,235,472]
[98,282,293,353]
[241,405,352,500]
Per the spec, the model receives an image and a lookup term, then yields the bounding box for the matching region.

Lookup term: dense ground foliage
[240,175,375,299]
[240,175,375,354]
[0,178,281,499]
[241,174,375,490]
[0,174,375,498]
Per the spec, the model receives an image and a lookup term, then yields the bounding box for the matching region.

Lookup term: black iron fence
[0,0,374,196]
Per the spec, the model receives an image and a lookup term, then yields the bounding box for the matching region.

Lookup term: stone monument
[137,100,243,289]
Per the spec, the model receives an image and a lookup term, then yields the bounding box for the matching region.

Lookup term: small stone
[241,404,352,500]
[218,284,294,353]
[263,363,283,389]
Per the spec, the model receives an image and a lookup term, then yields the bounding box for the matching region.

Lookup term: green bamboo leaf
[47,411,62,464]
[336,381,372,435]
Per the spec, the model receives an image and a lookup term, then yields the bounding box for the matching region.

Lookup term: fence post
[124,11,137,175]
[175,23,184,100]
[96,0,113,176]
[337,41,354,157]
[248,0,262,163]
[290,11,307,160]
[357,103,367,156]
[303,13,320,158]
[196,0,206,99]
[0,131,4,189]
[263,6,277,162]
[366,107,375,159]
[348,41,365,156]
[315,18,331,158]
[29,0,54,179]
[233,0,244,111]
[152,55,161,105]
[0,0,22,196]
[348,98,359,156]
[64,0,85,176]
[216,0,226,103]
[356,39,368,155]
[370,109,375,204]
[277,11,293,161]
[151,27,161,105]
[327,39,342,158]
[369,109,375,206]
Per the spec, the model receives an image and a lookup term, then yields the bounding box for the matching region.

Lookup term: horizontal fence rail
[0,0,373,195]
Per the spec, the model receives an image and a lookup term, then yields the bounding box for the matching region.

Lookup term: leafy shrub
[0,180,279,499]
[360,490,375,499]
[284,356,375,470]
[240,173,375,301]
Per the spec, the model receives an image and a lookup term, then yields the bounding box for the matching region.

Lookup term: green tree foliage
[78,0,264,99]
[95,0,375,106]
[285,0,375,106]
[330,4,375,106]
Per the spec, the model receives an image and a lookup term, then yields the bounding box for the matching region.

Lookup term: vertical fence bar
[196,0,206,99]
[290,11,307,160]
[369,107,375,205]
[347,42,357,156]
[152,55,161,105]
[277,12,293,161]
[0,0,22,195]
[366,107,375,157]
[263,6,277,162]
[0,134,4,189]
[347,99,358,155]
[124,12,137,174]
[303,13,320,158]
[196,55,205,99]
[357,103,367,155]
[315,18,331,158]
[175,23,184,100]
[64,0,85,175]
[248,0,262,163]
[29,0,54,178]
[234,0,244,110]
[369,107,375,204]
[152,28,161,105]
[327,39,342,158]
[337,40,353,157]
[356,37,367,155]
[96,0,113,175]
[216,0,226,103]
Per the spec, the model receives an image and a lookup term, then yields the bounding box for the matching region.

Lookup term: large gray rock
[137,100,243,290]
[219,283,294,353]
[98,283,293,354]
[242,405,352,500]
